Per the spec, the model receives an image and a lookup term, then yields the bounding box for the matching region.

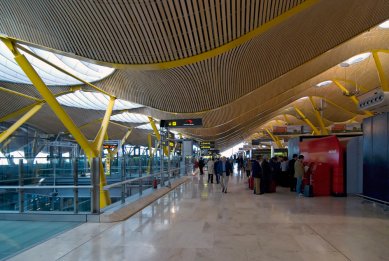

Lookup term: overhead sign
[160,118,202,128]
[200,141,215,149]
[161,141,175,147]
[252,139,272,145]
[103,144,118,149]
[200,141,215,146]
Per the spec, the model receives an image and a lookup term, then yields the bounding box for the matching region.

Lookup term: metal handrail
[103,167,181,190]
[356,194,389,205]
[0,185,93,189]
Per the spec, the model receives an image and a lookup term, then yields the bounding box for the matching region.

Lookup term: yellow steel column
[332,80,359,105]
[148,116,168,156]
[372,51,389,92]
[1,38,113,208]
[147,133,153,174]
[293,106,320,135]
[0,104,40,123]
[147,133,153,157]
[93,97,116,152]
[332,80,373,116]
[1,38,96,158]
[0,103,43,143]
[308,97,328,135]
[121,128,132,145]
[265,129,283,148]
[92,97,115,208]
[0,87,42,101]
[283,114,290,125]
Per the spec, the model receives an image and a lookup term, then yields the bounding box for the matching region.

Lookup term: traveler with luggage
[294,155,305,196]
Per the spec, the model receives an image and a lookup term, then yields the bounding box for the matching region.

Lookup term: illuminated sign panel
[200,141,215,148]
[160,119,202,128]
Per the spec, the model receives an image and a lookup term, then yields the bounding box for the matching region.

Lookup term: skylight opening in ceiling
[136,123,159,131]
[0,41,115,85]
[57,91,143,110]
[316,80,333,87]
[339,52,371,67]
[110,112,150,123]
[378,20,389,29]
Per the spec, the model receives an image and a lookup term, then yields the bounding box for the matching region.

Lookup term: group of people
[244,154,306,196]
[193,156,234,193]
[192,153,306,196]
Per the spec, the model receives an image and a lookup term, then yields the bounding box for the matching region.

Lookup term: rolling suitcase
[304,185,313,197]
[268,180,276,193]
[249,176,254,190]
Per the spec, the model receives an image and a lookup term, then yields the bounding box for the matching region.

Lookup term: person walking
[251,155,262,195]
[280,157,289,187]
[214,158,220,184]
[261,156,271,194]
[218,156,233,193]
[199,157,205,175]
[294,155,305,196]
[245,158,252,178]
[207,157,215,183]
[288,154,298,191]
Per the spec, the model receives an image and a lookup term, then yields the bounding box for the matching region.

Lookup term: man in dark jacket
[214,158,220,184]
[288,154,298,191]
[217,156,233,193]
[199,157,205,175]
[251,155,263,195]
[261,156,271,194]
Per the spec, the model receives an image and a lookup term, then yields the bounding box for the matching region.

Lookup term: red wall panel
[299,136,345,196]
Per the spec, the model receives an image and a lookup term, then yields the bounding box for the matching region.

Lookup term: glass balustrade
[0,154,191,214]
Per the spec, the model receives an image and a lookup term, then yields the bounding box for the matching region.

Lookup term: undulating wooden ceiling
[0,0,389,151]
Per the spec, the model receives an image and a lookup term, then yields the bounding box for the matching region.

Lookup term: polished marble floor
[9,171,389,261]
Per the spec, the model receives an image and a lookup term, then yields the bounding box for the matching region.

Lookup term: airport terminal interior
[0,0,389,260]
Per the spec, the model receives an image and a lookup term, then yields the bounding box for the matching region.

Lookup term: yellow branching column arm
[332,80,373,116]
[0,104,40,123]
[332,80,359,105]
[265,129,283,148]
[1,37,113,208]
[147,133,153,157]
[1,38,96,159]
[148,116,168,156]
[372,51,389,92]
[0,90,75,124]
[0,103,43,143]
[283,114,290,125]
[308,97,328,135]
[92,97,115,208]
[0,87,42,101]
[147,133,153,174]
[121,128,132,145]
[293,106,320,135]
[93,97,115,152]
